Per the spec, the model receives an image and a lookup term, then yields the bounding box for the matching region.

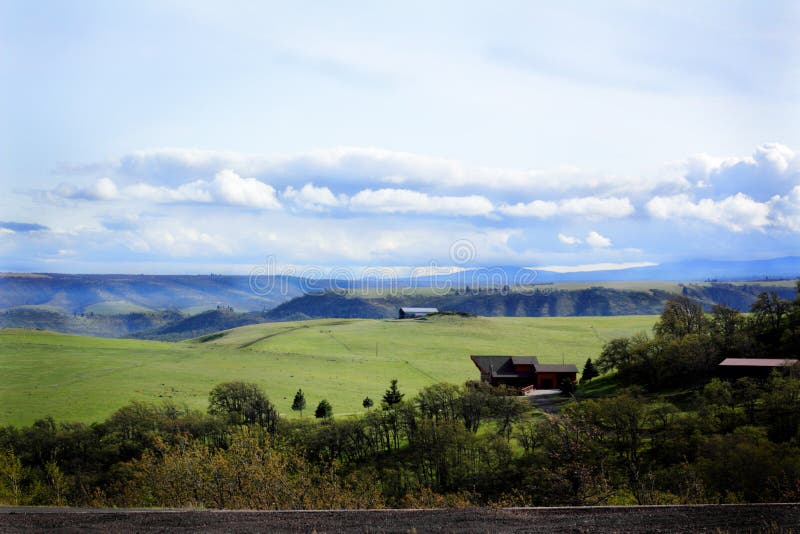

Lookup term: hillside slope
[0,315,656,425]
[266,282,798,320]
[0,273,305,313]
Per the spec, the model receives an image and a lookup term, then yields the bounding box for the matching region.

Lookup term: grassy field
[0,315,657,426]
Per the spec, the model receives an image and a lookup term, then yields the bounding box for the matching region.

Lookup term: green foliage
[598,287,800,391]
[362,396,374,409]
[208,382,278,431]
[654,296,707,340]
[291,389,306,416]
[382,378,405,407]
[315,399,333,419]
[581,358,599,383]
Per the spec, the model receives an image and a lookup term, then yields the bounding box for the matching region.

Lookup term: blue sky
[1,1,799,274]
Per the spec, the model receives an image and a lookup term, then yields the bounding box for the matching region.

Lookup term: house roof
[719,358,799,367]
[470,355,577,376]
[399,307,439,313]
[534,363,579,373]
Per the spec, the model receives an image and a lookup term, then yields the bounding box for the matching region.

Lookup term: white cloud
[211,170,281,209]
[499,196,634,218]
[676,143,799,199]
[753,143,796,175]
[283,183,344,211]
[48,170,281,210]
[349,188,494,216]
[646,193,771,232]
[558,233,581,245]
[769,186,800,232]
[52,177,120,201]
[98,146,689,197]
[586,231,612,248]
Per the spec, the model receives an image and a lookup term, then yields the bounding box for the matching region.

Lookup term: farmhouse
[398,307,438,319]
[470,355,578,390]
[718,358,799,380]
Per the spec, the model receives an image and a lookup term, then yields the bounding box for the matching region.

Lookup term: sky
[1,0,799,274]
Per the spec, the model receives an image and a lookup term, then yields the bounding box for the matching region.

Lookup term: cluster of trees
[1,285,799,509]
[596,284,800,390]
[3,373,800,507]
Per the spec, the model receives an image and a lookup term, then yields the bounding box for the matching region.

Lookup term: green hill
[0,314,656,426]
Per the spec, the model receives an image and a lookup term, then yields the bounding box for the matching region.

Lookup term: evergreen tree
[382,378,404,407]
[314,399,333,419]
[581,358,599,383]
[362,396,374,409]
[291,389,306,417]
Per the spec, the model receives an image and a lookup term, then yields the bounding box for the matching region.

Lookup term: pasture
[0,315,657,426]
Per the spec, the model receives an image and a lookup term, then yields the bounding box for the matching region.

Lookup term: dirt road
[1,504,798,533]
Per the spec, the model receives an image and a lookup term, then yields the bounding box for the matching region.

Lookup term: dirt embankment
[1,504,798,533]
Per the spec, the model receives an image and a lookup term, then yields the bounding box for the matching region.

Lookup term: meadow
[0,315,657,426]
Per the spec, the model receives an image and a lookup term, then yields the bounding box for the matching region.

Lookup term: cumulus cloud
[585,231,612,248]
[678,143,798,200]
[283,183,344,211]
[51,177,120,201]
[646,193,771,232]
[47,171,282,210]
[499,196,634,218]
[558,233,581,245]
[349,188,494,216]
[769,186,800,232]
[78,146,689,197]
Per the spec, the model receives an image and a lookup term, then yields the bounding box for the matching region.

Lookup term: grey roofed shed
[398,307,439,319]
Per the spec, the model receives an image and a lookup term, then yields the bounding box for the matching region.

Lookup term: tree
[596,338,632,374]
[291,389,306,417]
[581,358,599,383]
[208,382,278,432]
[362,396,374,409]
[559,377,576,396]
[315,399,333,419]
[654,296,707,340]
[382,378,405,407]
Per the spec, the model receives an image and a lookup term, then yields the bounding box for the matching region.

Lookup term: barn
[398,307,438,319]
[718,358,799,380]
[470,355,578,390]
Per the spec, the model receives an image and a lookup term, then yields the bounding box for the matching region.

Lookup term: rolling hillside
[0,273,306,313]
[266,282,799,320]
[0,314,657,425]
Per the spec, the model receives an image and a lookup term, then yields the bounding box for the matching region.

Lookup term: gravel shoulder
[1,504,798,533]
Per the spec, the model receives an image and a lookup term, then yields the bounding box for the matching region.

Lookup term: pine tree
[382,378,404,407]
[315,399,333,419]
[362,396,374,409]
[581,357,599,383]
[291,389,306,417]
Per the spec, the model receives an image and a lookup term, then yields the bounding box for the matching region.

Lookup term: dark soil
[1,504,798,533]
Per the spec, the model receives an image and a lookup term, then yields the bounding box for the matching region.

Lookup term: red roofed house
[470,355,578,390]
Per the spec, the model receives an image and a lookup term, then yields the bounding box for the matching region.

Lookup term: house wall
[536,372,577,389]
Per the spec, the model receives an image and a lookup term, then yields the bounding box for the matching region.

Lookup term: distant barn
[470,355,578,390]
[398,307,438,319]
[718,358,799,380]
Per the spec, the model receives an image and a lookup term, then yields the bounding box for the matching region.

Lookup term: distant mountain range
[411,256,800,286]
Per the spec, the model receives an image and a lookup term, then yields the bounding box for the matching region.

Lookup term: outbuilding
[718,358,799,380]
[398,307,438,319]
